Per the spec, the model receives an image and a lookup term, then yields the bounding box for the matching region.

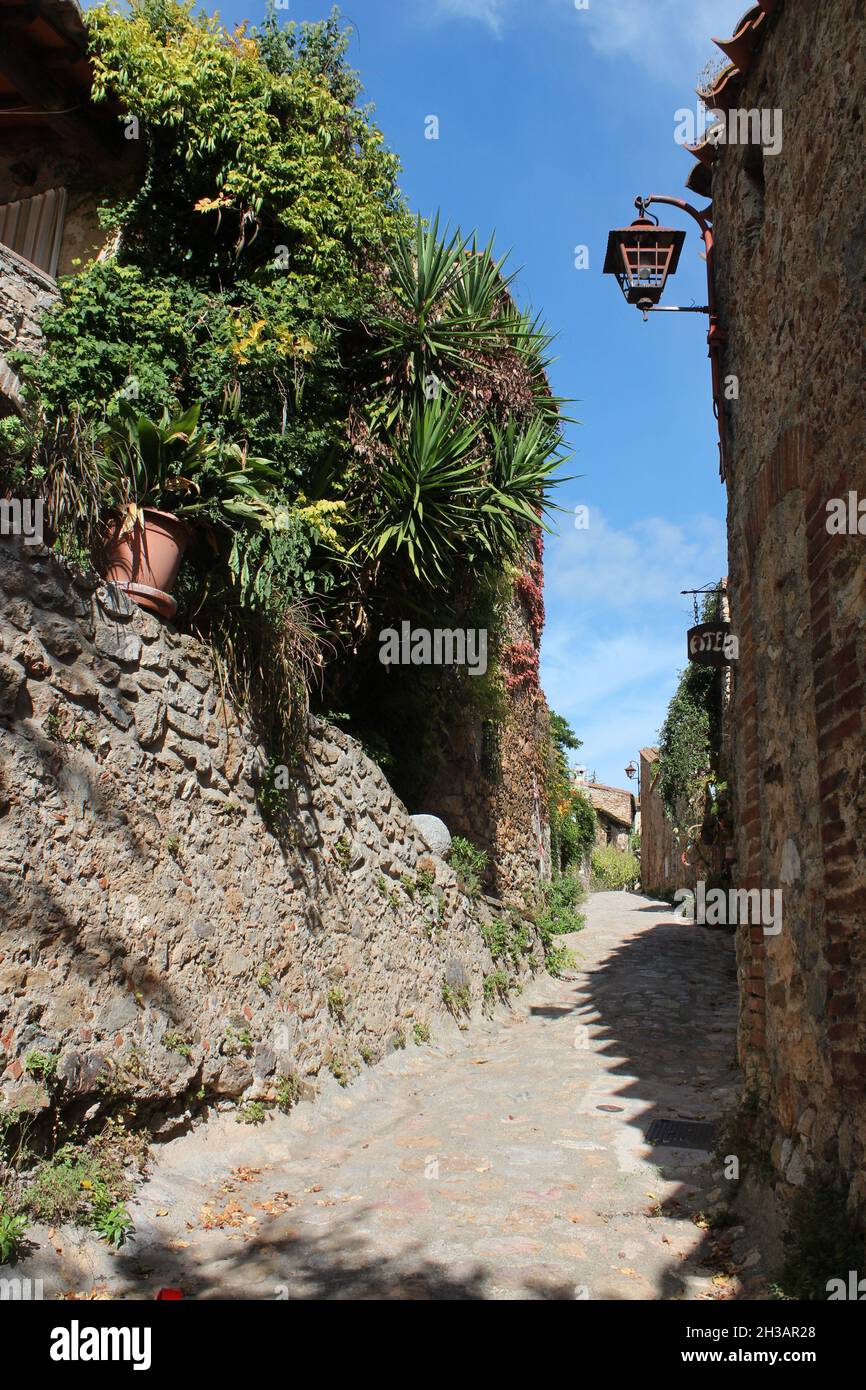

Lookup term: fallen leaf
[198,1199,252,1231]
[253,1192,297,1217]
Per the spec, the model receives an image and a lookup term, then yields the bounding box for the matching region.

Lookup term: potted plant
[97,401,280,618]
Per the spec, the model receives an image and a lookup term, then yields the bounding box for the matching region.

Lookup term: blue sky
[221,0,744,785]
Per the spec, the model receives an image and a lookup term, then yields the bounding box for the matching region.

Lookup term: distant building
[584,781,635,851]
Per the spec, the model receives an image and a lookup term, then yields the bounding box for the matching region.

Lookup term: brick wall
[712,0,866,1204]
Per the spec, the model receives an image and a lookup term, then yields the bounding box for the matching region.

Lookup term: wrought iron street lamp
[603,211,686,313]
[625,758,641,812]
[604,195,728,480]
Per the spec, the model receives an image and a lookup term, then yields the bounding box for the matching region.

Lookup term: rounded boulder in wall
[410,814,452,858]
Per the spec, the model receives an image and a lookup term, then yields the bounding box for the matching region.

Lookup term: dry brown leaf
[198,1199,252,1231]
[253,1192,297,1217]
[233,1167,262,1183]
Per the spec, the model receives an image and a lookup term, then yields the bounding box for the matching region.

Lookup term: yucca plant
[353,394,567,585]
[354,394,482,583]
[482,414,569,548]
[499,305,577,425]
[372,214,516,389]
[448,231,516,322]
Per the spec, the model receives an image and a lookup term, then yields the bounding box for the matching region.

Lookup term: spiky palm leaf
[353,393,483,583]
[448,232,516,321]
[373,214,513,386]
[479,415,571,552]
[354,396,569,585]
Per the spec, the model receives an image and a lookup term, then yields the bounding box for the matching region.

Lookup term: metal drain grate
[645,1119,716,1150]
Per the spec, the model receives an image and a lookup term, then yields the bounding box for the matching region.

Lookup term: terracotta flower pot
[102,507,193,619]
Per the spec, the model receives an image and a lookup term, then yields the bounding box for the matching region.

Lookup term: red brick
[824,943,851,965]
[818,711,861,752]
[825,838,857,863]
[828,1022,858,1042]
[822,819,849,848]
[826,889,866,915]
[830,1053,866,1083]
[826,866,855,889]
[825,918,855,938]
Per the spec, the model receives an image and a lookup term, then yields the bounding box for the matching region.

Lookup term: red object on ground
[155,1288,184,1299]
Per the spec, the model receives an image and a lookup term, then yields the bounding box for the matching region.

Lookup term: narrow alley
[24,893,745,1301]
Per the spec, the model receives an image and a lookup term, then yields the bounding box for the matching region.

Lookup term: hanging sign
[687,621,737,666]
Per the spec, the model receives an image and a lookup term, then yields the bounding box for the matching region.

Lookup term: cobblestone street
[20,892,748,1300]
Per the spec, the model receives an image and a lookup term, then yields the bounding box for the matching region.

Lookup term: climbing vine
[4,0,569,786]
[545,711,596,874]
[656,592,725,845]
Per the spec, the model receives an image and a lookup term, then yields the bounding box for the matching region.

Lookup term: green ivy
[656,592,724,835]
[6,1,569,788]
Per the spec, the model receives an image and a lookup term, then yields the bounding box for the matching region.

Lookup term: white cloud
[428,0,750,81]
[540,506,726,785]
[582,0,750,82]
[545,508,725,610]
[431,0,510,36]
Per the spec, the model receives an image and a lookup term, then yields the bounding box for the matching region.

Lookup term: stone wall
[638,749,725,901]
[639,751,679,898]
[0,242,59,408]
[0,536,545,1132]
[423,586,550,902]
[711,0,866,1209]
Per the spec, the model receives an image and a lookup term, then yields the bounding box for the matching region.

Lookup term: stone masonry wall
[424,585,550,901]
[639,751,680,899]
[639,750,725,902]
[0,536,544,1133]
[0,242,59,407]
[712,0,866,1208]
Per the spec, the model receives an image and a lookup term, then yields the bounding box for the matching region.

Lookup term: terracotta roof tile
[684,0,781,194]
